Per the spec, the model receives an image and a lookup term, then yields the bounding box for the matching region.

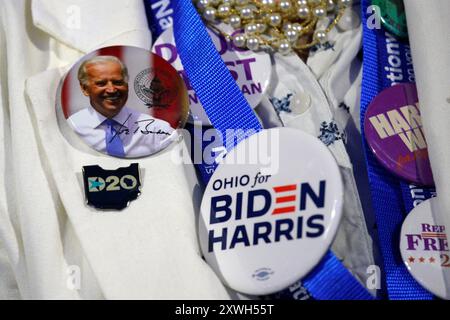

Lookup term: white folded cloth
[0,0,230,299]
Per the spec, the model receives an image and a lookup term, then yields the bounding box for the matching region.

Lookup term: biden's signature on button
[110,113,171,142]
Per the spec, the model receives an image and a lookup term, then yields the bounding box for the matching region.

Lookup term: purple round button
[364,83,434,186]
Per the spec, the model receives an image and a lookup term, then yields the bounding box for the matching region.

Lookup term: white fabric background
[0,0,230,299]
[4,0,448,300]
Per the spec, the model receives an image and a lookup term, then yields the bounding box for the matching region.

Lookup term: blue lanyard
[168,0,373,300]
[144,0,174,39]
[360,0,435,300]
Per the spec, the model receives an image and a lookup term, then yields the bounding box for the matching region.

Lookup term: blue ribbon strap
[172,0,261,141]
[172,0,373,300]
[144,0,175,39]
[360,0,434,300]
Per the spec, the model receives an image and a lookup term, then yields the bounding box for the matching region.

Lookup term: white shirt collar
[31,0,152,53]
[87,105,133,129]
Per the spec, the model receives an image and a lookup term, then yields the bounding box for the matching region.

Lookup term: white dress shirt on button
[68,105,177,158]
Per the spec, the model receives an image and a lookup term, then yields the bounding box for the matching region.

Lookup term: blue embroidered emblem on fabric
[311,41,336,53]
[270,93,293,114]
[318,121,345,146]
[338,102,350,113]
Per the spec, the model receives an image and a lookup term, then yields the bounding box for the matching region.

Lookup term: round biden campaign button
[58,45,189,159]
[199,127,343,295]
[364,83,434,186]
[400,197,450,299]
[152,26,271,126]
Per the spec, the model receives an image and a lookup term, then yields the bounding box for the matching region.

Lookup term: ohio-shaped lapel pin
[82,163,141,210]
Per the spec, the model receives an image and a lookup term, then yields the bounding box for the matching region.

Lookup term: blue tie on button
[105,119,125,157]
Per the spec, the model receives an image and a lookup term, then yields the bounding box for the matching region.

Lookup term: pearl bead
[196,0,211,11]
[292,23,303,33]
[337,0,352,8]
[279,0,292,12]
[268,13,282,27]
[261,0,276,8]
[233,34,247,47]
[314,29,327,43]
[245,23,258,34]
[313,6,327,18]
[282,23,293,33]
[326,0,336,11]
[203,7,217,21]
[246,37,260,51]
[337,7,360,31]
[192,0,346,55]
[256,23,267,33]
[229,15,241,28]
[218,4,231,16]
[285,29,299,42]
[240,6,254,19]
[278,40,291,55]
[297,6,310,18]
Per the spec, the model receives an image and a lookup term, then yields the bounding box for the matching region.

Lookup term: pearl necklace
[195,0,353,55]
